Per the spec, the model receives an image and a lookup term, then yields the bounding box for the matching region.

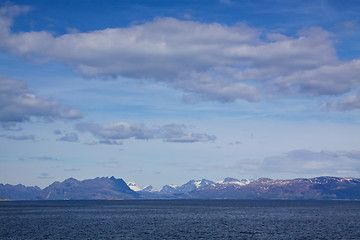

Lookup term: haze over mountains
[1,176,360,200]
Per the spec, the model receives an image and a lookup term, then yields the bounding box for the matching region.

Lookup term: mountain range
[1,176,360,200]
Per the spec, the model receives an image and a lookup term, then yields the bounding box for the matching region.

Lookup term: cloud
[76,122,216,144]
[64,168,80,172]
[76,122,155,140]
[175,71,261,103]
[327,91,360,111]
[54,129,62,135]
[0,134,35,141]
[30,156,60,161]
[0,3,30,23]
[56,132,80,143]
[274,59,360,96]
[1,122,22,131]
[262,149,360,175]
[335,20,360,33]
[38,173,54,179]
[1,4,359,104]
[160,124,216,143]
[0,76,82,123]
[84,140,98,145]
[98,139,124,145]
[221,149,360,177]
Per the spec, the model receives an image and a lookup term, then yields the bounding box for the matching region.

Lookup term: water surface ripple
[0,200,359,239]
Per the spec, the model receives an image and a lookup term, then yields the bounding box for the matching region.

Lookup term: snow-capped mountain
[160,185,178,194]
[127,182,142,191]
[130,176,360,200]
[188,176,360,200]
[1,176,360,200]
[160,179,214,194]
[141,185,157,192]
[217,177,252,186]
[127,182,159,192]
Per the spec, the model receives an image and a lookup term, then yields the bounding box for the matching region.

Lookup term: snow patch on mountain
[127,182,141,191]
[217,177,252,186]
[159,179,214,194]
[141,185,159,192]
[193,181,201,188]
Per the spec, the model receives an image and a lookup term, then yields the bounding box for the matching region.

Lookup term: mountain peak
[127,182,141,191]
[40,177,138,200]
[160,185,178,193]
[142,185,156,192]
[2,176,360,200]
[64,177,79,183]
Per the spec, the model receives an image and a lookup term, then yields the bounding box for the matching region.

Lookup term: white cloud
[327,91,360,111]
[76,122,216,144]
[0,4,30,31]
[76,122,155,140]
[0,76,82,123]
[1,5,359,104]
[160,124,216,143]
[56,132,80,143]
[175,71,261,103]
[274,59,360,96]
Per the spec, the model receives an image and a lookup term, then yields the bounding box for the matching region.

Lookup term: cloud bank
[76,122,216,144]
[0,134,35,141]
[222,149,360,177]
[1,4,359,105]
[0,76,82,123]
[263,149,360,175]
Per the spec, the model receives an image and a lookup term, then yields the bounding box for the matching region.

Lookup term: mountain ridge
[1,176,360,200]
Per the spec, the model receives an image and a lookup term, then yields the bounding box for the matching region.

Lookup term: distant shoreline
[0,198,12,201]
[1,199,359,202]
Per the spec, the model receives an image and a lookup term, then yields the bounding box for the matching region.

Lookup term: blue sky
[0,0,360,189]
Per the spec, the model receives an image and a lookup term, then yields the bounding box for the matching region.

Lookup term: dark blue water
[0,200,359,239]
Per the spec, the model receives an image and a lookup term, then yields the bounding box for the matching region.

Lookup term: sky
[0,0,360,189]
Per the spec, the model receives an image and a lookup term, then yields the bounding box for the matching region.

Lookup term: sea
[0,200,359,239]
